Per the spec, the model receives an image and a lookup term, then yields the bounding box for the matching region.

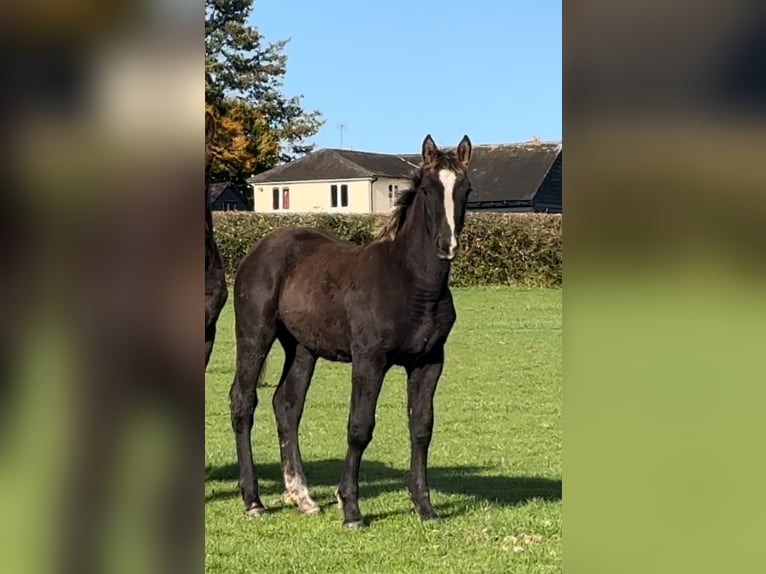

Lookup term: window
[282,187,290,210]
[272,187,290,210]
[330,183,349,208]
[388,184,399,208]
[340,184,348,207]
[389,185,400,207]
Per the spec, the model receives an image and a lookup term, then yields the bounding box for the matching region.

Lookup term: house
[248,148,418,214]
[209,181,254,211]
[247,140,562,214]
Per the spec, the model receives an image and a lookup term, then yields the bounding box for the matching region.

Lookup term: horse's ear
[205,111,216,145]
[457,135,472,168]
[422,134,438,165]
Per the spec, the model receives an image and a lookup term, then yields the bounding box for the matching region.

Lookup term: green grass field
[205,286,561,573]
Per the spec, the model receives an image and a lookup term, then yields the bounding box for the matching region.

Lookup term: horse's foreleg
[273,342,319,515]
[336,356,387,528]
[405,346,444,520]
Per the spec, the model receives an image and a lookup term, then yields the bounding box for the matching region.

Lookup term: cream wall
[252,178,373,213]
[371,177,411,214]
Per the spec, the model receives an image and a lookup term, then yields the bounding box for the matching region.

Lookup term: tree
[205,0,323,180]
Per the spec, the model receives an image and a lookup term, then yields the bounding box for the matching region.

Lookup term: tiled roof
[249,148,417,183]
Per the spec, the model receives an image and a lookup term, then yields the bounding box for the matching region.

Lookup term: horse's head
[419,134,472,260]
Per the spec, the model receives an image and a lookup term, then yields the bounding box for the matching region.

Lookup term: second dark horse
[205,111,228,368]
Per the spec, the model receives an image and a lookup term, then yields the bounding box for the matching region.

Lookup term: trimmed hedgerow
[450,213,562,287]
[212,212,561,288]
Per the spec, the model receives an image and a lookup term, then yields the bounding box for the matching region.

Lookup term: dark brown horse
[230,135,472,528]
[205,112,228,367]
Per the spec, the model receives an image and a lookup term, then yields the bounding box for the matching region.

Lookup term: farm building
[246,140,562,214]
[209,180,254,211]
[406,140,562,213]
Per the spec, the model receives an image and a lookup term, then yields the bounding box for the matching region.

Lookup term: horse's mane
[374,149,464,242]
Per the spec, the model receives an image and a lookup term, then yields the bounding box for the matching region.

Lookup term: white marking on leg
[284,471,309,500]
[438,169,458,259]
[284,470,320,514]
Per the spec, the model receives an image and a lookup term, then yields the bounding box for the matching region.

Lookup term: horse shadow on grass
[205,459,561,522]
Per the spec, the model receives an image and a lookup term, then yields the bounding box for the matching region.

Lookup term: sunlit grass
[206,286,561,573]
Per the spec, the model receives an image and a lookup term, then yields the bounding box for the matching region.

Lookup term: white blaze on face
[438,169,458,258]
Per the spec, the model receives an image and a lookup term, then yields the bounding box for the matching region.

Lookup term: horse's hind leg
[273,338,319,515]
[229,323,275,516]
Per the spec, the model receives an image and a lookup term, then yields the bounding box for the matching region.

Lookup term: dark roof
[334,149,419,178]
[207,182,228,203]
[249,148,417,184]
[461,141,561,205]
[209,181,252,211]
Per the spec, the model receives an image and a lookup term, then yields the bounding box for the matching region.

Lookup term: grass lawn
[205,286,561,573]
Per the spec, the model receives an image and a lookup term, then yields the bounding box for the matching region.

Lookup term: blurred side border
[564,2,766,573]
[0,3,203,574]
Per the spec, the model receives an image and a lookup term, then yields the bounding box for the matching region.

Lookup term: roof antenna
[338,122,347,148]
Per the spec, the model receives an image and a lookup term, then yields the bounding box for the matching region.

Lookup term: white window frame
[272,186,290,211]
[330,183,349,209]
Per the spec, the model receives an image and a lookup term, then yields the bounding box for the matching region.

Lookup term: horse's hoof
[283,490,321,515]
[301,501,321,515]
[343,519,366,530]
[418,509,441,522]
[245,504,266,517]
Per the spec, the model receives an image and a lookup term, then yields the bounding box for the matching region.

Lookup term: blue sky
[250,0,561,154]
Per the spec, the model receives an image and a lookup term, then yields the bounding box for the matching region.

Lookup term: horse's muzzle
[436,238,458,260]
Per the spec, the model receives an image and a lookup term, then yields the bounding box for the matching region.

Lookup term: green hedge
[212,212,561,288]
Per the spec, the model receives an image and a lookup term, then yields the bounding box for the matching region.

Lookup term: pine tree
[205,0,323,180]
